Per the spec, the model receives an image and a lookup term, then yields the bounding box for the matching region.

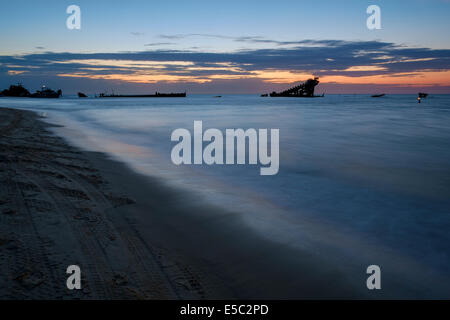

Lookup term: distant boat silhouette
[78,92,88,98]
[29,86,62,98]
[0,83,61,98]
[418,93,428,98]
[97,91,186,98]
[270,77,322,97]
[371,94,385,98]
[260,94,268,97]
[0,83,30,97]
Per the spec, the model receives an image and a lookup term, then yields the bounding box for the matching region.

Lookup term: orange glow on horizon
[57,72,210,83]
[54,59,194,68]
[321,70,450,87]
[55,63,450,87]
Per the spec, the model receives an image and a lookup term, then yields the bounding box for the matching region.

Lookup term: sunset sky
[1,0,450,94]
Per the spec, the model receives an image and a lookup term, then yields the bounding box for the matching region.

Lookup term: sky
[1,0,450,94]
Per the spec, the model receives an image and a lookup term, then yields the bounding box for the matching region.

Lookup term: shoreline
[0,107,365,299]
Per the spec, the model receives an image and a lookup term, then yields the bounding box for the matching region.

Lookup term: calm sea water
[1,94,450,296]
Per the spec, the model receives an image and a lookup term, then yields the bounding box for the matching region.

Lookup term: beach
[0,107,225,299]
[1,106,371,299]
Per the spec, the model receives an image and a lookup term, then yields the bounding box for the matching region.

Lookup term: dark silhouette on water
[97,91,186,98]
[418,93,428,98]
[371,94,385,98]
[0,84,61,98]
[78,92,88,98]
[29,86,62,98]
[0,83,30,97]
[269,77,322,97]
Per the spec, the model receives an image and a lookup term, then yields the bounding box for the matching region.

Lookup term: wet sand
[0,107,364,299]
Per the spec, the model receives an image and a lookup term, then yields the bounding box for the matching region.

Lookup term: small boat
[371,94,385,98]
[78,92,88,98]
[214,95,222,98]
[29,86,62,98]
[260,94,268,97]
[418,93,428,98]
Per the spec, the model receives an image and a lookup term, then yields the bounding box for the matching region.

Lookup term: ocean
[1,94,450,297]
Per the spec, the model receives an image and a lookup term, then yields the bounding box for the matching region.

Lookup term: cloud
[158,33,265,42]
[144,42,176,47]
[158,34,185,40]
[1,39,449,92]
[158,34,350,47]
[130,32,145,36]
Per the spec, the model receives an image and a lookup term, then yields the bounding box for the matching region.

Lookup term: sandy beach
[0,106,370,299]
[0,107,224,299]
